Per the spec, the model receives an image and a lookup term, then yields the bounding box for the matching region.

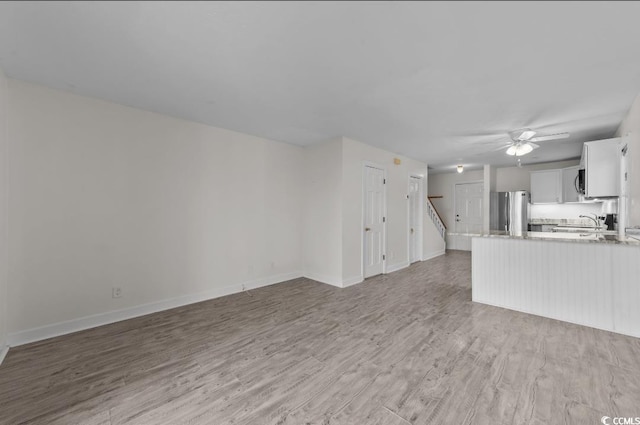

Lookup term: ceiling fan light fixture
[518,143,534,155]
[506,143,534,156]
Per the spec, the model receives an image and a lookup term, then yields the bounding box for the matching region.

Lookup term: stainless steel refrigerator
[490,191,530,233]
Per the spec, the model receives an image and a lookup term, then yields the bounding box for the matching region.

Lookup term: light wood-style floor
[1,251,640,425]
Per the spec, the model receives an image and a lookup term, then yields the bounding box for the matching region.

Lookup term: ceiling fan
[504,128,570,156]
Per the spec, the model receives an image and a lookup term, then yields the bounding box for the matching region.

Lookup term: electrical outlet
[112,287,122,298]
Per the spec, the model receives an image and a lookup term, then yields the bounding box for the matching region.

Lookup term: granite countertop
[479,231,640,246]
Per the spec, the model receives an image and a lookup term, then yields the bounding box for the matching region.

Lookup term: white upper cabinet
[581,138,620,198]
[530,169,562,204]
[562,166,581,203]
[529,137,621,204]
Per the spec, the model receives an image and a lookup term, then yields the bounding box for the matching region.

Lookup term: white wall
[617,91,640,228]
[423,211,446,259]
[7,80,305,337]
[4,80,440,345]
[427,169,484,230]
[0,68,8,359]
[303,138,343,286]
[303,136,433,286]
[482,165,496,233]
[341,138,429,281]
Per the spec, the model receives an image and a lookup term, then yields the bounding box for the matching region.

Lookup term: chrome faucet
[579,214,600,228]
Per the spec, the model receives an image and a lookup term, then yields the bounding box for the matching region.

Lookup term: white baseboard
[385,261,410,274]
[0,344,8,366]
[243,271,302,290]
[303,272,344,288]
[303,273,363,288]
[341,275,364,287]
[422,250,446,261]
[7,271,302,347]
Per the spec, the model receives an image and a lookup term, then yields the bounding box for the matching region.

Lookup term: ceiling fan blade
[508,129,536,142]
[520,130,537,141]
[529,133,570,142]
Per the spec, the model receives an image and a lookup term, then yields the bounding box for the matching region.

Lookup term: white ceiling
[1,1,640,172]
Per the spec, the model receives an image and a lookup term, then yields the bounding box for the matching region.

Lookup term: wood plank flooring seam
[381,405,412,425]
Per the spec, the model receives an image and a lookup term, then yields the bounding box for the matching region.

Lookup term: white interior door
[455,182,484,234]
[364,166,385,278]
[409,176,422,263]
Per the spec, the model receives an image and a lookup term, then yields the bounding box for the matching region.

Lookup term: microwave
[577,169,585,194]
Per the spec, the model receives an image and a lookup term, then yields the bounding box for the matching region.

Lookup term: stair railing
[426,196,446,239]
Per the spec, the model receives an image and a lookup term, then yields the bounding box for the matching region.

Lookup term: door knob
[365,227,371,231]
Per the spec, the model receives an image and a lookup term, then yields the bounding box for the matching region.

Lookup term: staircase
[427,196,446,239]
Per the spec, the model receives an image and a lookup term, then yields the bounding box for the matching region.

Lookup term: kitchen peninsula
[472,232,640,338]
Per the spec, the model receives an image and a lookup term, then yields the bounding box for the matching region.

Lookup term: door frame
[362,162,387,279]
[453,180,483,234]
[407,174,424,263]
[619,136,630,230]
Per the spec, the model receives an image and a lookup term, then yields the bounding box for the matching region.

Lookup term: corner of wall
[0,345,8,366]
[0,66,9,362]
[341,275,363,288]
[302,137,344,283]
